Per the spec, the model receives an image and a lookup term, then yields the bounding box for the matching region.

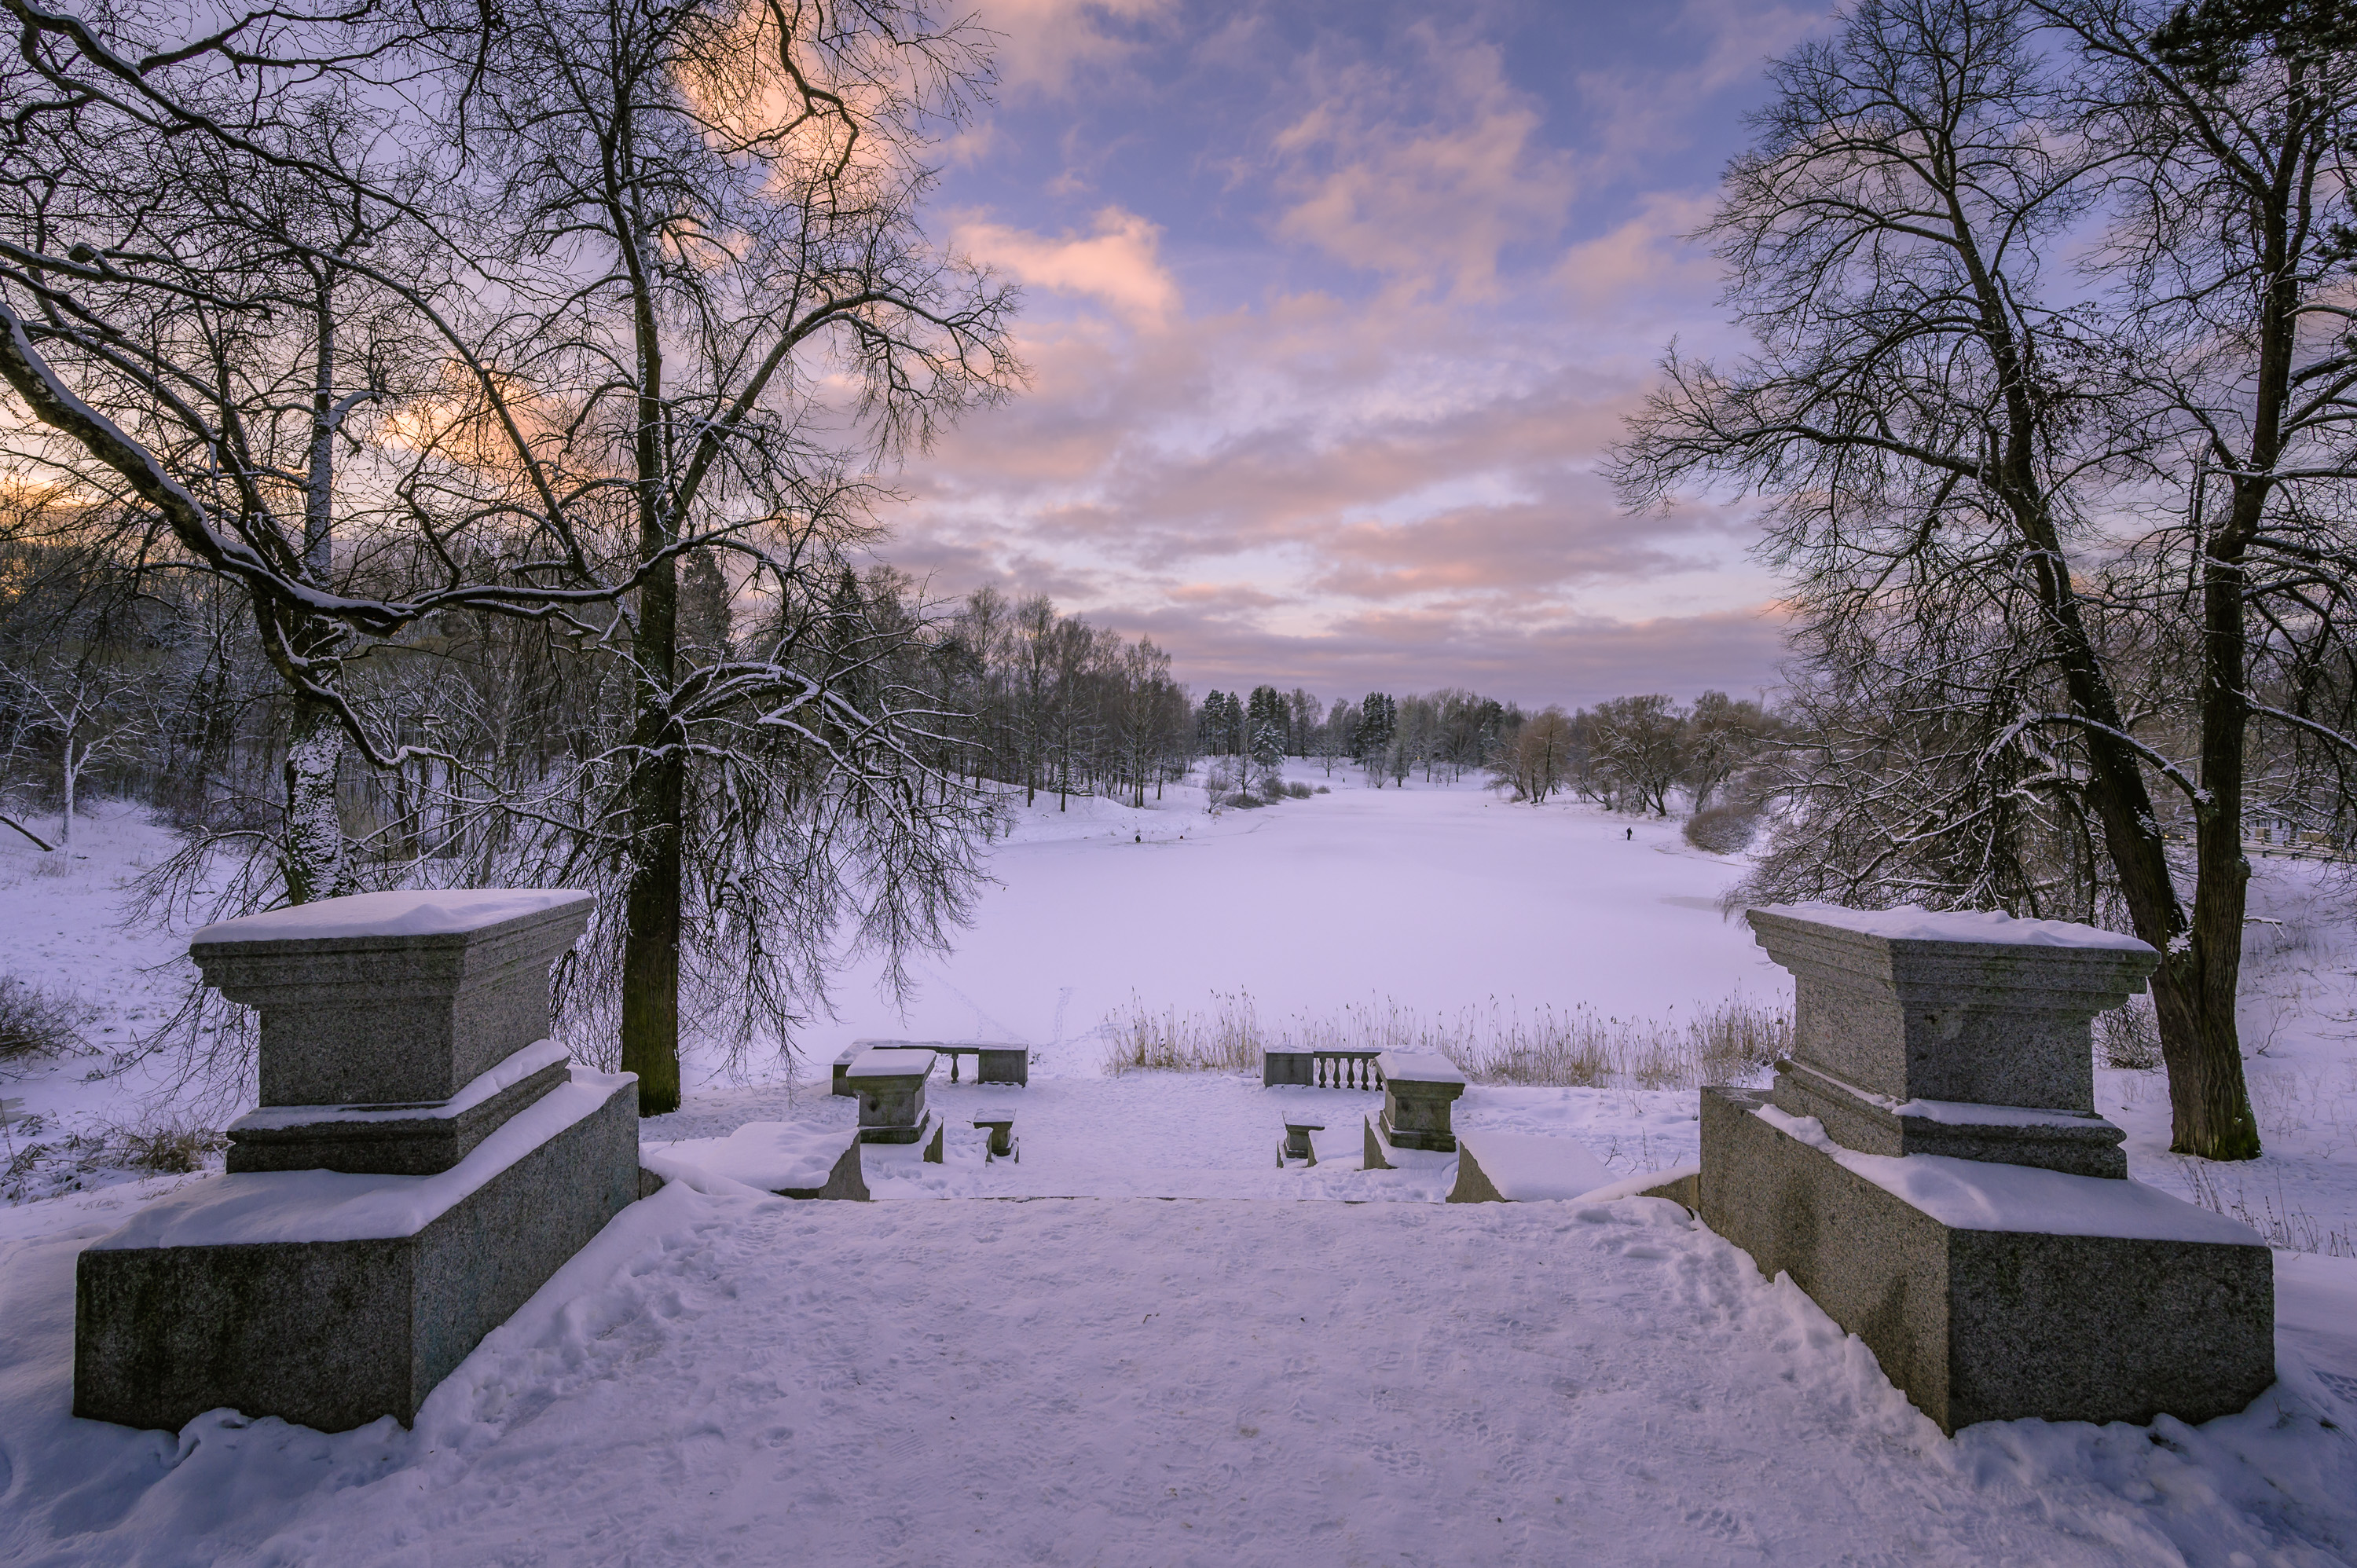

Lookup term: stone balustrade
[1263,1049,1385,1089]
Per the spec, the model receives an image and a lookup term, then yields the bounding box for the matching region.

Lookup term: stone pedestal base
[1362,1115,1457,1173]
[75,1072,638,1434]
[1772,1057,2128,1178]
[857,1108,944,1156]
[1699,1086,2275,1433]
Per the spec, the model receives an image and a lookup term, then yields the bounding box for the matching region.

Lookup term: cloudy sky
[889,0,1831,709]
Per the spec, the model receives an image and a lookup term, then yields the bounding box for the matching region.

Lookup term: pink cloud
[1266,29,1574,301]
[878,6,1816,705]
[955,207,1182,328]
[1554,191,1723,313]
[968,0,1175,98]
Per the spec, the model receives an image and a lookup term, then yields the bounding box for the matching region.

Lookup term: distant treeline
[0,556,1780,848]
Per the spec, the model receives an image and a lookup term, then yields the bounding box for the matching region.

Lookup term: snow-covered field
[3,777,2357,1564]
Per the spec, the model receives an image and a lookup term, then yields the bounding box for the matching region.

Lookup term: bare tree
[1,0,1023,1114]
[1493,706,1576,803]
[1681,691,1774,811]
[0,4,614,906]
[2041,0,2357,1155]
[1590,694,1687,815]
[429,0,1021,1110]
[1611,0,2283,1158]
[4,650,152,852]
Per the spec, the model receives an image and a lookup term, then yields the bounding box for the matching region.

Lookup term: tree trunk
[618,214,684,1116]
[620,732,684,1116]
[2154,503,2266,1160]
[59,740,75,852]
[280,273,351,910]
[283,694,349,904]
[1963,210,2260,1160]
[618,535,685,1115]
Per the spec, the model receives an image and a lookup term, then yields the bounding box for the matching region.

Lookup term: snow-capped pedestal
[847,1046,944,1160]
[1363,1050,1468,1167]
[1703,903,2274,1433]
[75,888,637,1434]
[190,888,595,1108]
[1748,902,2157,1176]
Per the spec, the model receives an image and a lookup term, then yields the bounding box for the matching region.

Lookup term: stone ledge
[1697,1086,2274,1433]
[642,1122,869,1200]
[1446,1130,1612,1203]
[227,1052,570,1176]
[1772,1058,2128,1179]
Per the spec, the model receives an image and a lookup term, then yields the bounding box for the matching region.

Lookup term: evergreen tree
[1248,706,1285,793]
[1245,686,1284,759]
[1199,691,1233,755]
[1354,692,1395,781]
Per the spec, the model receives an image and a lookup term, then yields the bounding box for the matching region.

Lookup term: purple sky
[888,0,1830,709]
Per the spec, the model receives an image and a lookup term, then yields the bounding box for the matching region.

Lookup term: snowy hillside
[2,780,2355,1563]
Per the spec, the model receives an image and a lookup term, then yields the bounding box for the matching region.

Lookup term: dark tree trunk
[618,214,684,1116]
[620,541,684,1115]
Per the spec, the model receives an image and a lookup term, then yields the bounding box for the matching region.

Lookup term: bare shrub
[108,1118,228,1174]
[1103,992,1265,1074]
[1684,801,1762,854]
[1282,781,1314,800]
[0,976,96,1067]
[31,856,69,881]
[2178,1160,2353,1256]
[2096,995,2163,1070]
[2242,917,2317,965]
[1101,991,1791,1090]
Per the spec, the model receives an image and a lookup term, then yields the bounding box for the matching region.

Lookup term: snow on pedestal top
[1753,902,2154,953]
[1375,1050,1467,1085]
[847,1047,937,1079]
[192,888,593,947]
[1755,1105,2260,1245]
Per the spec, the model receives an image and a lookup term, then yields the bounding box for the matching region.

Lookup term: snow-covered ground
[3,778,2356,1563]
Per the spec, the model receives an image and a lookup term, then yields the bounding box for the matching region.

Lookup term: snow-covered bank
[5,782,2357,1563]
[815,774,1790,1060]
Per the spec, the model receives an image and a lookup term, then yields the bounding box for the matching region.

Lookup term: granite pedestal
[1374,1050,1466,1152]
[1702,903,2275,1432]
[75,889,639,1434]
[849,1046,935,1143]
[1280,1121,1324,1167]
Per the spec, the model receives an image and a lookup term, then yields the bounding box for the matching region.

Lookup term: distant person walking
[1625,827,1632,841]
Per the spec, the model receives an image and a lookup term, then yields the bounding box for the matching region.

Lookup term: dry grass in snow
[1102,991,1791,1090]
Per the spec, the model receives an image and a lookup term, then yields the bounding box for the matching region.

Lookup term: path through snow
[5,1185,2355,1566]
